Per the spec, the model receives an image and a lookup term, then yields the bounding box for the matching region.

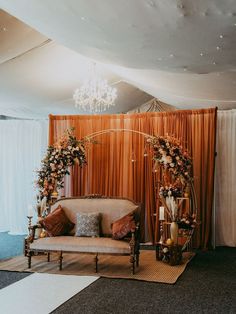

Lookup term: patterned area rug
[0,250,194,284]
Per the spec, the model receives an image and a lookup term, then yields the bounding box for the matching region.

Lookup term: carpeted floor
[0,248,235,313]
[0,250,194,284]
[0,273,98,314]
[53,247,236,314]
[0,233,235,313]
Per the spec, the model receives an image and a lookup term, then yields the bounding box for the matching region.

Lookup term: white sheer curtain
[0,120,48,234]
[215,109,236,246]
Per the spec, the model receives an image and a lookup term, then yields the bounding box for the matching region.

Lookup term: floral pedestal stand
[156,242,182,266]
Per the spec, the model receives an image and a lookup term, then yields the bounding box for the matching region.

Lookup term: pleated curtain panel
[215,110,236,247]
[0,120,48,234]
[49,108,217,249]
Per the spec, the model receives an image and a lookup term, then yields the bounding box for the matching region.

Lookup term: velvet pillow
[39,205,75,237]
[112,212,136,240]
[75,212,100,237]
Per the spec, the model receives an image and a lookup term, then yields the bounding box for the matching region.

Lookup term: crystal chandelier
[73,63,117,113]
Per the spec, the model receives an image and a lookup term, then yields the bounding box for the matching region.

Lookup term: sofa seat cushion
[30,236,131,254]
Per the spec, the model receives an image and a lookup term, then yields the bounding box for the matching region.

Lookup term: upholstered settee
[27,197,140,274]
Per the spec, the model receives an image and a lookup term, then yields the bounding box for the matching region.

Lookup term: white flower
[161,156,167,164]
[170,163,175,167]
[51,164,56,171]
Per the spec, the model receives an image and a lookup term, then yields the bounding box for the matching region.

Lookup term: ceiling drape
[49,108,217,248]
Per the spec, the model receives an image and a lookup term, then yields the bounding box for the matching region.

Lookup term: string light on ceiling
[73,62,117,113]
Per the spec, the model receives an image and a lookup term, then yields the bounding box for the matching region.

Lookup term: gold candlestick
[159,220,164,244]
[27,215,33,235]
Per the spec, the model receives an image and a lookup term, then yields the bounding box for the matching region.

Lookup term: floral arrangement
[36,128,87,199]
[159,185,183,198]
[147,135,192,181]
[177,213,197,230]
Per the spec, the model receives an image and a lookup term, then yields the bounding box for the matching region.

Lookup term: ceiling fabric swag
[48,108,217,248]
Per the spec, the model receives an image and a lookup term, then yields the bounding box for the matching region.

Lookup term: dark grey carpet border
[0,247,236,314]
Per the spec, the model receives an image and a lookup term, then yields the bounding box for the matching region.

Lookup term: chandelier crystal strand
[73,63,117,113]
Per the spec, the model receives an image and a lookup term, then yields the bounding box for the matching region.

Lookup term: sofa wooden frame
[27,196,141,275]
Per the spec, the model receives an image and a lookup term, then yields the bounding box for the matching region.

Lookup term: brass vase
[170,221,179,244]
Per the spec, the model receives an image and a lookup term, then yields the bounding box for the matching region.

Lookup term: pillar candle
[159,206,165,220]
[27,204,34,217]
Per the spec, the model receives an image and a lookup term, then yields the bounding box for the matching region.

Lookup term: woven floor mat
[0,250,195,284]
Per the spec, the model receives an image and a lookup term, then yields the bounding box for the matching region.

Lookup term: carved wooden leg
[47,252,50,262]
[94,254,98,273]
[24,238,28,257]
[130,233,135,275]
[59,251,63,270]
[27,251,32,269]
[130,254,135,275]
[135,252,140,267]
[136,241,140,267]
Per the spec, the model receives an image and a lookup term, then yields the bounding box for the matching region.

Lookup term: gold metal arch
[82,128,155,142]
[82,128,197,215]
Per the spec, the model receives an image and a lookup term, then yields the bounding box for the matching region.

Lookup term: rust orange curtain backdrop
[49,108,217,248]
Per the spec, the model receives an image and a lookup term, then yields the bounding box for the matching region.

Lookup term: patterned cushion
[39,205,75,237]
[112,212,136,240]
[75,212,100,237]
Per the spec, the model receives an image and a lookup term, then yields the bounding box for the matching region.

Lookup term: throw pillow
[39,205,75,237]
[75,212,100,237]
[112,212,136,240]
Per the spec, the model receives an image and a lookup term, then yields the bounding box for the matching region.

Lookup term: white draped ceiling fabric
[0,1,236,119]
[215,110,236,247]
[0,120,48,234]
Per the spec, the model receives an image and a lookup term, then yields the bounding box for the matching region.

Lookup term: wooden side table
[156,242,182,266]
